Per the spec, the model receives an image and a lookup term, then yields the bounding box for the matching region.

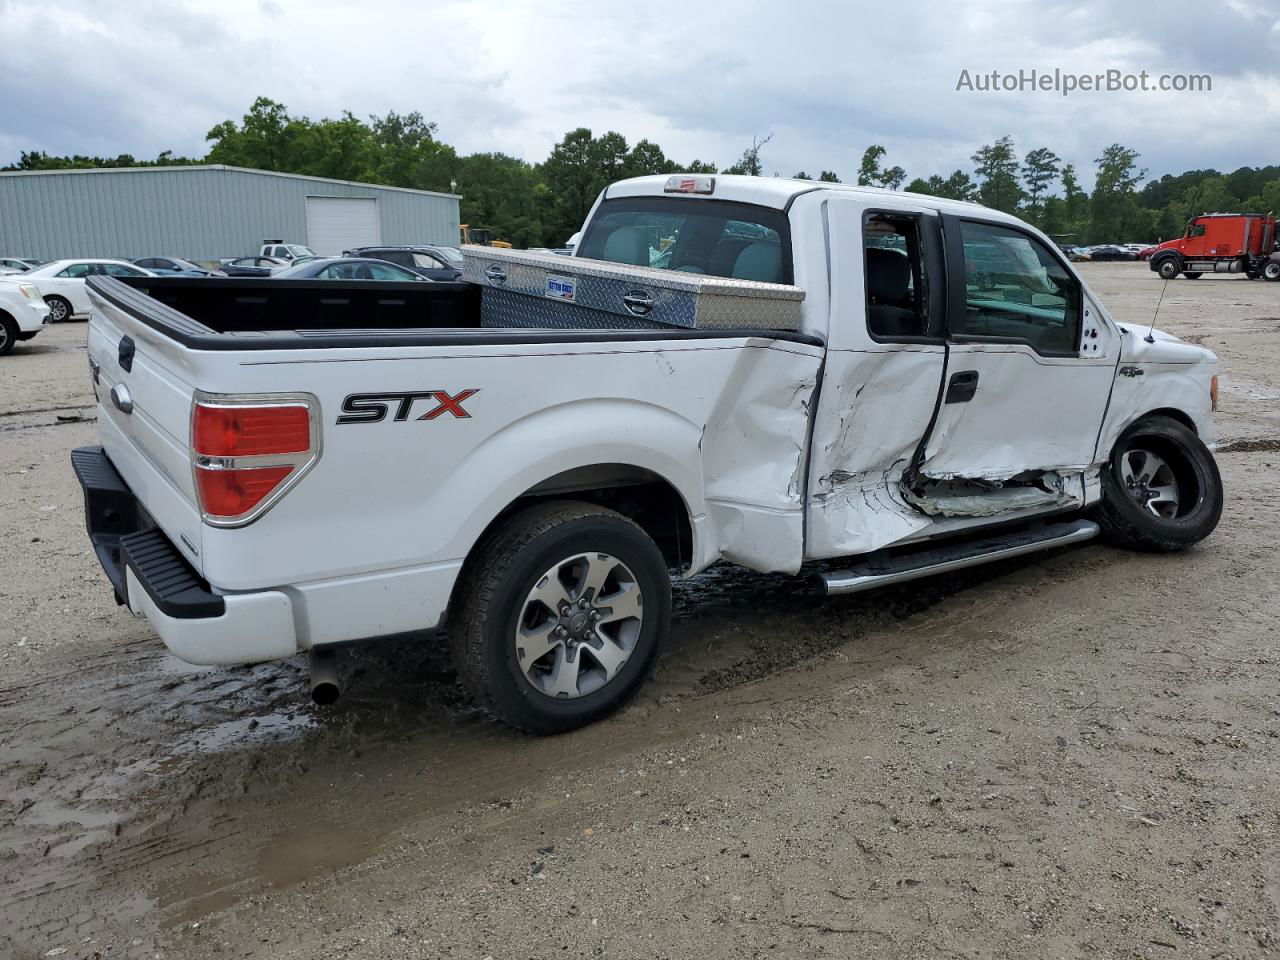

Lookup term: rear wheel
[1183,271,1202,279]
[1156,258,1181,280]
[0,316,16,356]
[44,295,71,322]
[448,501,670,734]
[1095,416,1222,552]
[1263,260,1280,282]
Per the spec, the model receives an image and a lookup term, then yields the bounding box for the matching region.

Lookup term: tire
[1264,260,1280,282]
[1155,257,1181,280]
[448,500,671,734]
[44,295,72,322]
[1095,415,1222,553]
[0,316,16,356]
[1183,272,1202,279]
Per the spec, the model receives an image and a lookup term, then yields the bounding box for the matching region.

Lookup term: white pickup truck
[73,175,1222,733]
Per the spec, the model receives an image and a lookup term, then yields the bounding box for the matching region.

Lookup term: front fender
[1096,354,1218,458]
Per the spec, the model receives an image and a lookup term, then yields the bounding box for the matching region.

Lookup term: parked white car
[23,259,153,322]
[0,277,53,355]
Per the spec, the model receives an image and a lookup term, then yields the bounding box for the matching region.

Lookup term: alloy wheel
[515,551,643,699]
[1120,448,1181,519]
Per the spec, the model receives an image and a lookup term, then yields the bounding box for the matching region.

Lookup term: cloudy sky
[2,0,1278,189]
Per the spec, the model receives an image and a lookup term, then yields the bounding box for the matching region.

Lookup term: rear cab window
[578,196,793,285]
[863,213,942,340]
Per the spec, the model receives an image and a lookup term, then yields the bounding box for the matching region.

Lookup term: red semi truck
[1148,212,1278,281]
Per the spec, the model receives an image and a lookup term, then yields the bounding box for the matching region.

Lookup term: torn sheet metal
[905,471,1083,517]
[804,346,947,559]
[700,340,822,574]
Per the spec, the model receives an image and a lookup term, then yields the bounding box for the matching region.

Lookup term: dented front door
[916,215,1117,481]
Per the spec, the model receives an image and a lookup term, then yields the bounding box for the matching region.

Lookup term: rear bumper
[71,446,298,665]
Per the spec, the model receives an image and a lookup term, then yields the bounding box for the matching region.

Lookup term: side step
[817,519,1100,595]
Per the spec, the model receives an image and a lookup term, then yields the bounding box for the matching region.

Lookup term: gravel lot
[2,263,1280,959]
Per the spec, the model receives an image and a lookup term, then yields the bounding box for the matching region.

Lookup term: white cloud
[1,0,1277,189]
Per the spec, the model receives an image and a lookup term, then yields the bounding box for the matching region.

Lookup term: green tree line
[7,97,1280,248]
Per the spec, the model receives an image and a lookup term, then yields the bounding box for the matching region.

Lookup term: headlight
[18,283,37,299]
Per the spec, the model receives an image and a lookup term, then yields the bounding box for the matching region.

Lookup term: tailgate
[87,283,206,571]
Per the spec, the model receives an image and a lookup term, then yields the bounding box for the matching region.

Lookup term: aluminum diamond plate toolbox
[461,245,804,331]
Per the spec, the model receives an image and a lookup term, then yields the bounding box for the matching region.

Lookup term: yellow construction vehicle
[459,225,512,249]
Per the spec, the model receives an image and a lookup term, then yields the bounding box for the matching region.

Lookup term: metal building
[0,165,461,261]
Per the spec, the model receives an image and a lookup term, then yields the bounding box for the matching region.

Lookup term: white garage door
[305,197,380,255]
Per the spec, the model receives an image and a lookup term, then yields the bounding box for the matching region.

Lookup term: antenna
[1145,275,1170,344]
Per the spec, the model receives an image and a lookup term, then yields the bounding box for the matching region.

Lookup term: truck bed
[93,276,821,350]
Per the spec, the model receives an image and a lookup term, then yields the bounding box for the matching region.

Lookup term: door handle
[944,370,980,404]
[622,291,655,316]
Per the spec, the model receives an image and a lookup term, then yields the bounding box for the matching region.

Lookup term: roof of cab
[604,174,1018,224]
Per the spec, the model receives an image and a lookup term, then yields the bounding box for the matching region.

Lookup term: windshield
[433,246,465,265]
[577,196,793,284]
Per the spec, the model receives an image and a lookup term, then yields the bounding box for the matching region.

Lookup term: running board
[817,519,1100,595]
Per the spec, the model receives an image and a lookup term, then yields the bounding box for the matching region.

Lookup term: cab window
[954,220,1081,356]
[1188,222,1207,238]
[578,196,792,284]
[864,215,928,339]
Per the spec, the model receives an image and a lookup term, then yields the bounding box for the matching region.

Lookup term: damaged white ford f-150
[73,174,1222,733]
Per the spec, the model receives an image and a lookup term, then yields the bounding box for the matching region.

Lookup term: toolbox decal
[546,274,576,302]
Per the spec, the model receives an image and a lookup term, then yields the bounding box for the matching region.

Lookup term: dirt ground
[3,262,1280,960]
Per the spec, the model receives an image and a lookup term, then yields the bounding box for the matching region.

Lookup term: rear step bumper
[71,446,298,665]
[817,519,1100,595]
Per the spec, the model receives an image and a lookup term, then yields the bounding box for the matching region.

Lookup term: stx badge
[337,390,479,424]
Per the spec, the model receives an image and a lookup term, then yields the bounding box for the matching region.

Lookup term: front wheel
[1263,260,1280,282]
[448,501,670,734]
[44,295,72,322]
[1156,258,1181,280]
[0,316,16,356]
[1095,415,1222,553]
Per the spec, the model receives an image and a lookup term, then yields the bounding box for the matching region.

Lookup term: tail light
[191,392,320,526]
[1210,375,1219,412]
